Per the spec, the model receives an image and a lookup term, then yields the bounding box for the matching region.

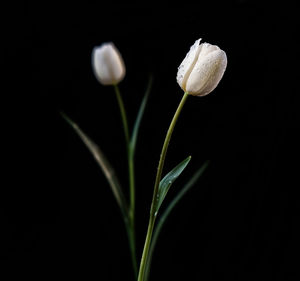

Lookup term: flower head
[92,42,126,85]
[177,39,227,96]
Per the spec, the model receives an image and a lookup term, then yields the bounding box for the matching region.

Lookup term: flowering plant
[62,38,227,281]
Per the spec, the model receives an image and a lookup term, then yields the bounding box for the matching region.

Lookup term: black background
[2,0,300,280]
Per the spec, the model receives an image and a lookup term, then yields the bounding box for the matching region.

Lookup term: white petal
[92,43,125,85]
[186,48,227,96]
[176,39,202,91]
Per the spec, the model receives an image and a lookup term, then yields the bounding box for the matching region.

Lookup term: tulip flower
[64,37,227,281]
[92,42,126,85]
[177,38,227,96]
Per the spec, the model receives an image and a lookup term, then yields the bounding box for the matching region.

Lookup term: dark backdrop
[3,1,299,280]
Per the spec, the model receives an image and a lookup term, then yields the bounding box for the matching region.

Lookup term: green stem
[114,84,130,144]
[114,84,137,278]
[125,217,138,278]
[137,92,189,281]
[128,151,137,277]
[128,150,135,223]
[114,84,135,218]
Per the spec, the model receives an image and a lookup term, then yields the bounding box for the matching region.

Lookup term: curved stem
[137,92,189,281]
[114,84,137,278]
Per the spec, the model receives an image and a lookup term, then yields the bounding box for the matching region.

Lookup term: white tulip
[177,39,227,96]
[92,42,126,85]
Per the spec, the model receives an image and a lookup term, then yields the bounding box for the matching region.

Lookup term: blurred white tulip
[177,39,227,96]
[92,42,126,85]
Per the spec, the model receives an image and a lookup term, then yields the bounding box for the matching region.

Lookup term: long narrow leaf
[61,112,128,216]
[130,75,153,156]
[156,156,192,213]
[144,161,210,281]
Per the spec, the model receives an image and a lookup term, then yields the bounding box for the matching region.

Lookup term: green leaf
[156,156,192,213]
[144,160,210,281]
[61,112,128,217]
[130,75,153,156]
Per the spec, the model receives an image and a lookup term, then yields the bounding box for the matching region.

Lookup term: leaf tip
[186,155,192,163]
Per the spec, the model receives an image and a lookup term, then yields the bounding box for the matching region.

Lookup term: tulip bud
[92,42,126,85]
[177,39,227,96]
